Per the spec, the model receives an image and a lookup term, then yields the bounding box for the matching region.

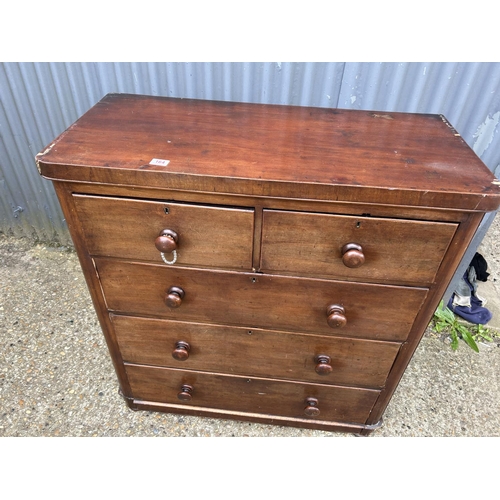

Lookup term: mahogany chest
[36,94,500,434]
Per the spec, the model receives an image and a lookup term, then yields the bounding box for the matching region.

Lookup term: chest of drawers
[36,94,500,434]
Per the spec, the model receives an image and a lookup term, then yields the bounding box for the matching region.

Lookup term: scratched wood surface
[96,258,428,341]
[73,194,254,270]
[37,94,500,211]
[36,95,500,435]
[260,209,458,285]
[111,314,401,388]
[124,363,380,424]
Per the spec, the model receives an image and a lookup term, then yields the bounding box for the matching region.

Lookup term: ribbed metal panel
[1,62,499,245]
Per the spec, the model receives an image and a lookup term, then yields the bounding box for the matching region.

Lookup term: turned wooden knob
[314,355,333,375]
[304,397,320,417]
[341,243,365,268]
[326,304,347,328]
[177,384,193,401]
[155,229,179,253]
[172,341,191,361]
[165,286,185,308]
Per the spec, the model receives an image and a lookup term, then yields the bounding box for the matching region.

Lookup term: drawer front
[260,210,457,285]
[112,315,401,388]
[125,364,380,424]
[73,195,254,270]
[97,259,428,341]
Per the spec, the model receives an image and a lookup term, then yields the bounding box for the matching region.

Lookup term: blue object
[448,270,492,325]
[448,293,492,325]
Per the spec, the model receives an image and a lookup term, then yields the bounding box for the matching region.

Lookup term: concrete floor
[1,215,499,437]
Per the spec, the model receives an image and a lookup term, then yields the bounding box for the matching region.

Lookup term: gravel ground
[1,215,499,438]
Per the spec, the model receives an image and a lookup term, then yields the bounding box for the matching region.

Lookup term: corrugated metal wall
[1,62,500,248]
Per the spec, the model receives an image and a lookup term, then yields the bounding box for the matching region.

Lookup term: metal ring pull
[161,249,177,265]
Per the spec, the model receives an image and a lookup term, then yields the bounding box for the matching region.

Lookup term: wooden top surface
[36,93,500,211]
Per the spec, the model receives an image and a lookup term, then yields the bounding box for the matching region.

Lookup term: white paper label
[149,158,170,166]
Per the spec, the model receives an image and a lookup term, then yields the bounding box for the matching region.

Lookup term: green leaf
[478,332,493,342]
[434,304,457,327]
[433,301,488,352]
[476,325,493,342]
[435,323,445,333]
[457,325,480,353]
[442,308,457,324]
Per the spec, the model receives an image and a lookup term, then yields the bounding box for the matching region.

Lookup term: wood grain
[37,94,500,211]
[260,209,457,285]
[36,94,500,435]
[96,258,428,341]
[125,363,380,424]
[111,314,401,388]
[73,194,254,270]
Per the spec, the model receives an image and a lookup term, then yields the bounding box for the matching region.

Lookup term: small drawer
[260,210,457,285]
[112,315,401,388]
[125,364,381,424]
[96,259,428,341]
[73,194,254,270]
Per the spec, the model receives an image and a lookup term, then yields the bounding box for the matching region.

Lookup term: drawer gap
[73,192,253,212]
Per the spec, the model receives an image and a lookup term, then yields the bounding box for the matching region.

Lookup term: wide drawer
[111,314,401,388]
[260,210,457,285]
[96,259,428,341]
[125,364,381,424]
[73,194,254,270]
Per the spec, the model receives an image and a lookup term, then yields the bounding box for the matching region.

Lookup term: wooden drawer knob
[326,304,347,328]
[165,286,185,308]
[314,355,333,375]
[341,243,365,268]
[155,229,179,253]
[172,341,191,361]
[304,397,320,417]
[177,384,193,401]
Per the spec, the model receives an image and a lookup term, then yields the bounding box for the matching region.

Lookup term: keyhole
[164,207,170,214]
